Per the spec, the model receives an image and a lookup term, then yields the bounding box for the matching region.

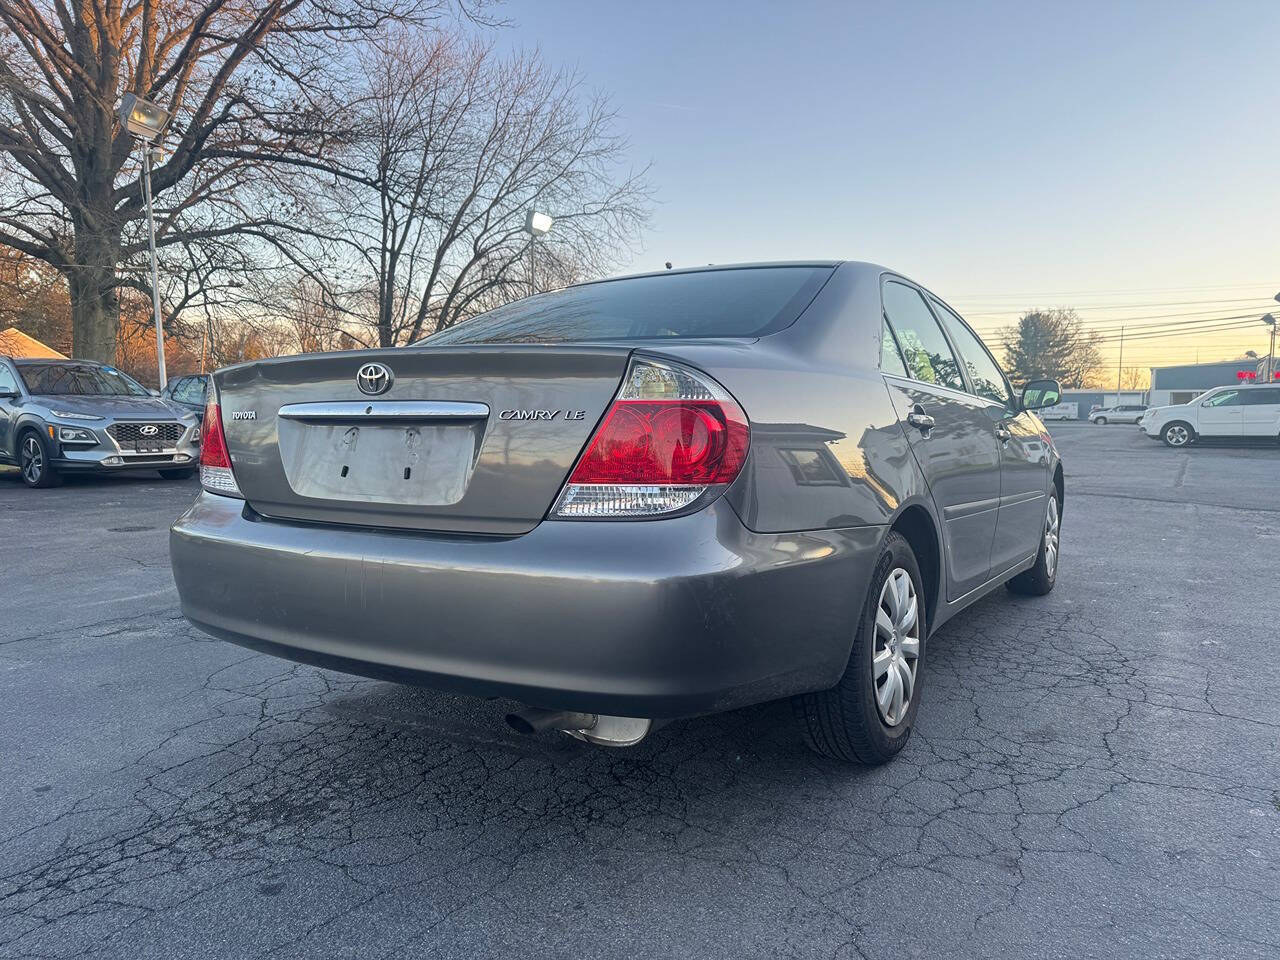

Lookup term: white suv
[1140,383,1280,447]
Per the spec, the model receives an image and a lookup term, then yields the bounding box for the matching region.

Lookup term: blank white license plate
[277,422,475,505]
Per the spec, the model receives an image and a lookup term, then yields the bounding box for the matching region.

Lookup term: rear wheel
[795,531,924,765]
[1161,421,1193,447]
[1007,491,1060,596]
[18,429,60,488]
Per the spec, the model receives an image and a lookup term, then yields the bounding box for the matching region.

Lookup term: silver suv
[0,357,200,487]
[1088,404,1147,425]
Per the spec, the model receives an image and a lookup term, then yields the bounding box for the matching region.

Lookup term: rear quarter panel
[647,262,924,534]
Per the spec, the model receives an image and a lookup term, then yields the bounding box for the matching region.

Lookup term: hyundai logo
[356,362,393,396]
[139,424,159,436]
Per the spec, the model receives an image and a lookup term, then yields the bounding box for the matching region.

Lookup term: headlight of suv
[57,425,99,444]
[51,411,105,421]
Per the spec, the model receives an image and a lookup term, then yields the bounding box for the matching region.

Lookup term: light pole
[116,93,172,388]
[1264,312,1277,383]
[524,210,554,297]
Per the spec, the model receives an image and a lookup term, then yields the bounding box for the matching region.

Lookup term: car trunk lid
[213,345,633,534]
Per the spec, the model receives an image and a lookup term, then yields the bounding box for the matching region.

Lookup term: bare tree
[0,0,461,361]
[319,34,650,348]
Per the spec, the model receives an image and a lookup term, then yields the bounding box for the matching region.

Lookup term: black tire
[158,468,197,480]
[794,531,925,765]
[1007,489,1060,596]
[1094,416,1107,425]
[17,428,61,488]
[1161,421,1194,448]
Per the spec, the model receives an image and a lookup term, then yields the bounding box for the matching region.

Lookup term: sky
[499,0,1280,376]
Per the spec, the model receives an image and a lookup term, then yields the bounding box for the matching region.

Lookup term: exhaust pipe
[505,708,597,736]
[504,707,655,747]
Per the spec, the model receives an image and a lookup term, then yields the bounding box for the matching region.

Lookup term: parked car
[161,374,209,421]
[170,261,1065,765]
[1089,403,1147,424]
[0,357,201,487]
[1140,383,1280,446]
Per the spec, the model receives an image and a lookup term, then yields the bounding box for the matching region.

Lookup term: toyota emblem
[356,362,393,396]
[140,424,159,436]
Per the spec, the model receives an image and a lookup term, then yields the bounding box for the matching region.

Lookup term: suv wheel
[794,531,924,764]
[1161,422,1193,447]
[1007,491,1060,596]
[18,429,61,488]
[1094,416,1107,425]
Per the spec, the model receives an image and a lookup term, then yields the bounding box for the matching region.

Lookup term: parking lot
[2,422,1278,959]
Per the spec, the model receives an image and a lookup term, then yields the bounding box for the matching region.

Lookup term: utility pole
[1264,313,1277,383]
[1115,325,1124,404]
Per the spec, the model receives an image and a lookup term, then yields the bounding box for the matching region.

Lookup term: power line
[972,312,1274,337]
[960,296,1278,317]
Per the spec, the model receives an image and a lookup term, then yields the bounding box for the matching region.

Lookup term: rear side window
[1243,388,1280,405]
[928,298,1012,407]
[881,281,964,392]
[418,266,833,345]
[879,320,909,377]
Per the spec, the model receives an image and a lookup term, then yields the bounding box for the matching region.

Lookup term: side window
[879,320,909,377]
[0,363,17,394]
[929,298,1012,407]
[1203,390,1242,407]
[881,281,964,392]
[1242,388,1280,406]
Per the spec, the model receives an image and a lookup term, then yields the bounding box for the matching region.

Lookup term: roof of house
[1150,359,1262,390]
[0,327,67,359]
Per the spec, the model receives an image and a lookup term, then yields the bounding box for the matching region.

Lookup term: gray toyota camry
[0,357,201,487]
[170,261,1063,763]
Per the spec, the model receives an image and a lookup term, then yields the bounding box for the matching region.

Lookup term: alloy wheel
[1044,496,1060,578]
[873,567,920,727]
[1166,424,1189,446]
[20,435,43,484]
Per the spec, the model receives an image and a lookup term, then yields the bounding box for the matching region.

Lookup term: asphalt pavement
[2,423,1278,959]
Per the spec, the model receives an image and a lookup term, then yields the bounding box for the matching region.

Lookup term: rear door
[1242,386,1280,438]
[881,279,1002,599]
[928,297,1048,576]
[1197,389,1244,437]
[0,361,19,458]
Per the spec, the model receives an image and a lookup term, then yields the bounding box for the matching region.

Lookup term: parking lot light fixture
[117,93,171,142]
[523,210,554,296]
[116,93,172,389]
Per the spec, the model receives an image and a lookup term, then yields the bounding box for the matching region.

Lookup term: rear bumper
[170,492,881,718]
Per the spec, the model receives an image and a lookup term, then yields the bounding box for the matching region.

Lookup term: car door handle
[905,407,935,431]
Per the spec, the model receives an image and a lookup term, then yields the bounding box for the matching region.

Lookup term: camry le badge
[356,362,394,396]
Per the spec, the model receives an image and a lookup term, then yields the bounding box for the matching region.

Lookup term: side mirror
[1020,379,1062,411]
[148,388,161,397]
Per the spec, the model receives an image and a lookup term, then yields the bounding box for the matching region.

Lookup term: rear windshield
[417,265,833,345]
[16,362,149,396]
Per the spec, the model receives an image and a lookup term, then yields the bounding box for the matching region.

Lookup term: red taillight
[568,399,748,485]
[552,358,750,518]
[198,400,242,497]
[199,401,231,468]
